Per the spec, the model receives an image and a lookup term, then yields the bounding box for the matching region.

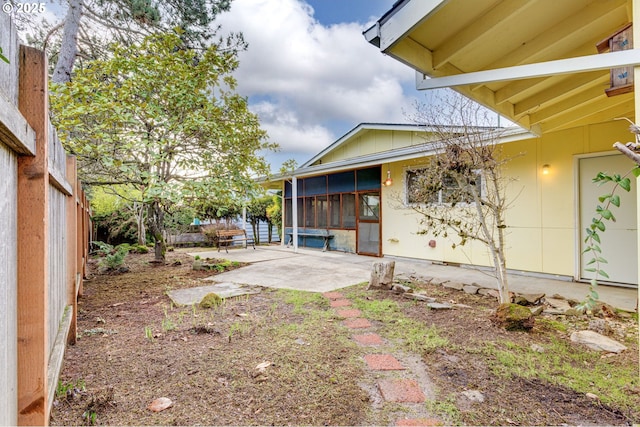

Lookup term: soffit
[377,0,634,135]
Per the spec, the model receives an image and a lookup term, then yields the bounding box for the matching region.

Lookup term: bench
[286,231,334,252]
[216,229,255,253]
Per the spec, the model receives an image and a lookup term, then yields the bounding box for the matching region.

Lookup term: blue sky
[307,0,395,25]
[214,0,424,171]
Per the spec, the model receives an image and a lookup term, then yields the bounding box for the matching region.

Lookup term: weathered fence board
[0,13,91,426]
[0,143,18,426]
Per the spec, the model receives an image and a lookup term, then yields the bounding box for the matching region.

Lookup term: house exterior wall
[319,129,428,164]
[382,121,633,278]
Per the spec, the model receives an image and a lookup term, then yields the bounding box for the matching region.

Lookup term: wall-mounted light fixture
[542,164,550,175]
[383,169,393,186]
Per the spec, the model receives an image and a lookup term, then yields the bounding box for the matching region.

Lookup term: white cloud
[214,0,418,168]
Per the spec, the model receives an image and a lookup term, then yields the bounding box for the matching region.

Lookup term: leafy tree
[266,192,282,241]
[191,198,243,225]
[51,31,274,261]
[407,93,517,304]
[247,196,273,244]
[17,0,235,83]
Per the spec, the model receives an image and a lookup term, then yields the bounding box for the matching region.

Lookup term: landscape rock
[403,293,437,303]
[478,288,500,299]
[529,306,544,316]
[427,302,453,310]
[517,293,545,305]
[530,344,545,353]
[493,303,535,331]
[544,297,573,314]
[462,285,479,295]
[570,330,627,353]
[460,390,485,403]
[586,393,599,400]
[430,278,449,286]
[148,397,173,412]
[443,282,464,291]
[392,284,412,294]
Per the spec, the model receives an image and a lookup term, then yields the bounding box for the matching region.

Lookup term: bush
[92,241,129,270]
[130,244,149,254]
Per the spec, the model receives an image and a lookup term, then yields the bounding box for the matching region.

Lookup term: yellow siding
[382,121,631,278]
[318,129,430,164]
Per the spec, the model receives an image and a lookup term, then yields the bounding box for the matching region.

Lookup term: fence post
[66,155,78,345]
[16,46,50,424]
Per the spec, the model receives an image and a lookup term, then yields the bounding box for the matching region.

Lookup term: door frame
[574,151,638,286]
[356,190,382,256]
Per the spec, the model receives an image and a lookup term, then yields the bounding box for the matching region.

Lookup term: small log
[368,261,395,290]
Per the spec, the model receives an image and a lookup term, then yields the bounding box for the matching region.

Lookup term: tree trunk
[136,202,146,246]
[147,201,166,262]
[52,0,83,83]
[367,261,395,290]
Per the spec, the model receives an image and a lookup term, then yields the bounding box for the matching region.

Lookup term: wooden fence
[0,14,91,425]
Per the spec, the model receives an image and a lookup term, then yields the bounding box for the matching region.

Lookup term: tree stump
[368,261,395,290]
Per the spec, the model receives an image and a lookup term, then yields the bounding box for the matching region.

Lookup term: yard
[49,249,639,426]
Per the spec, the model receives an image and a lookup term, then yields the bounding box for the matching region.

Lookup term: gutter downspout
[292,176,298,253]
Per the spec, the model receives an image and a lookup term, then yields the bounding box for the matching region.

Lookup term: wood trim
[17,45,49,425]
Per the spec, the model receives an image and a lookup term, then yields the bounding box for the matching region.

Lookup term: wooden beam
[432,0,533,69]
[416,49,640,90]
[528,85,611,125]
[66,156,78,346]
[378,0,447,51]
[0,95,36,156]
[540,96,634,133]
[17,45,49,425]
[477,0,628,75]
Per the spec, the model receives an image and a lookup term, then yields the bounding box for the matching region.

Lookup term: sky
[212,0,425,171]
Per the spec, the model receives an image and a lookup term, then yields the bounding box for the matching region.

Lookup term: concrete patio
[183,245,638,312]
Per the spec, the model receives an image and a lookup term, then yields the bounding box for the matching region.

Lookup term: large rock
[367,261,395,290]
[493,303,535,331]
[570,330,627,354]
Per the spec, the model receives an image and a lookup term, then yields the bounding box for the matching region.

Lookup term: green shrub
[102,244,129,270]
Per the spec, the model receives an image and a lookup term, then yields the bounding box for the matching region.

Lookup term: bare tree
[408,93,519,304]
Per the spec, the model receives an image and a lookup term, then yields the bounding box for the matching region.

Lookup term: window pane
[304,197,315,227]
[284,198,292,227]
[328,171,355,193]
[406,169,440,204]
[329,194,341,228]
[284,181,292,198]
[356,166,381,191]
[342,193,356,228]
[359,193,380,220]
[297,198,303,226]
[317,195,328,227]
[305,175,327,196]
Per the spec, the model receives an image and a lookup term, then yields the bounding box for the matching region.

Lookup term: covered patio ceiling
[365,0,639,136]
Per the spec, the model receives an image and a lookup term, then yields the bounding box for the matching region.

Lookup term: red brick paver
[353,333,384,346]
[364,354,405,370]
[378,379,426,403]
[396,418,443,426]
[343,318,373,329]
[323,291,344,300]
[336,308,362,318]
[330,299,352,308]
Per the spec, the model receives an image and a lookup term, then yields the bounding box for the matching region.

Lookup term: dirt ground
[50,250,640,426]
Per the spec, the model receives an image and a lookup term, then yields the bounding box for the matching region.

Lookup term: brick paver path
[323,291,439,425]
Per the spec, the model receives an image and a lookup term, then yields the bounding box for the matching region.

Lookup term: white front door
[579,154,638,286]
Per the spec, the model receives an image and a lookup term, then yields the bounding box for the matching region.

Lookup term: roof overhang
[365,0,637,136]
[260,126,535,184]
